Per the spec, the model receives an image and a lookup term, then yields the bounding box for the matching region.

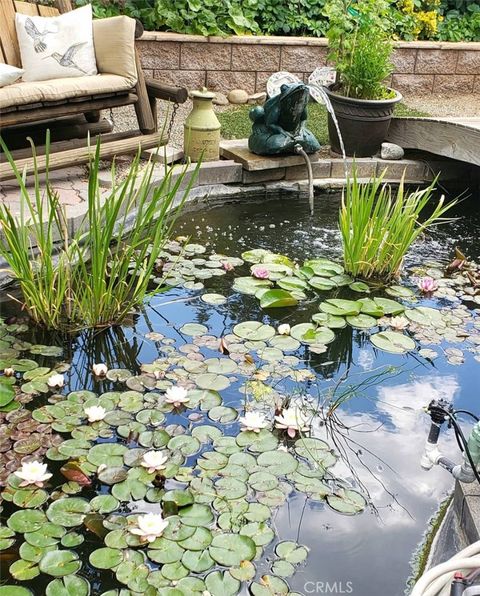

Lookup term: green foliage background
[77,0,479,41]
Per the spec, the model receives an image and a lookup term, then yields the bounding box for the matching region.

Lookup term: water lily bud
[47,373,65,388]
[277,324,291,335]
[92,363,108,377]
[3,367,14,377]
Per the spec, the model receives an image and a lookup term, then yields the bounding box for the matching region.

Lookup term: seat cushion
[0,74,135,110]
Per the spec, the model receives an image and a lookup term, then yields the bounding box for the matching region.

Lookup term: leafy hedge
[76,0,480,41]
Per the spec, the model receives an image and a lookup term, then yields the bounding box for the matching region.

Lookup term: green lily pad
[87,444,127,468]
[346,314,378,329]
[250,575,289,596]
[311,313,346,329]
[0,527,15,550]
[370,331,415,354]
[260,290,298,309]
[46,497,90,527]
[182,549,215,573]
[233,277,272,296]
[39,550,82,577]
[358,298,384,317]
[385,285,415,298]
[326,488,367,514]
[180,323,208,336]
[319,299,362,316]
[168,434,200,456]
[196,373,231,391]
[0,588,32,596]
[308,277,337,291]
[209,533,256,566]
[148,538,184,564]
[230,560,256,581]
[349,281,370,293]
[45,576,90,596]
[374,297,405,315]
[208,405,238,423]
[178,504,214,527]
[10,559,40,581]
[89,547,123,569]
[205,570,240,596]
[276,541,309,564]
[272,560,295,577]
[7,509,47,533]
[257,449,298,475]
[201,293,227,305]
[233,321,276,341]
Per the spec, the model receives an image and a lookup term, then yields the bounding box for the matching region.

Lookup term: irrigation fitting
[421,399,480,484]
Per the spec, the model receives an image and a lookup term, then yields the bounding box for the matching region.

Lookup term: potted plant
[323,0,402,157]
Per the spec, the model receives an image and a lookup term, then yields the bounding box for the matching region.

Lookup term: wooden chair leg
[134,50,156,134]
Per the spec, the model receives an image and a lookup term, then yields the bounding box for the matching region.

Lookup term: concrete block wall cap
[141,31,480,51]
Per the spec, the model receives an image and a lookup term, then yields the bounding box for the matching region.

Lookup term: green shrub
[0,137,198,331]
[78,0,479,40]
[339,170,456,280]
[324,0,394,100]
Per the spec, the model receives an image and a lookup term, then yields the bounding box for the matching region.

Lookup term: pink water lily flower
[223,262,234,271]
[418,277,438,293]
[253,267,270,280]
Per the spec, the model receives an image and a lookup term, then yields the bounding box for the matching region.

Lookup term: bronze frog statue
[248,83,320,156]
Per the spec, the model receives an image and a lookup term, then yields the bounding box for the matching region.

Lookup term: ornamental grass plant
[0,136,197,330]
[338,169,457,280]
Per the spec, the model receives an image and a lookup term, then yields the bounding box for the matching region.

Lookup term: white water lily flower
[84,405,107,423]
[129,513,168,542]
[3,367,14,377]
[141,450,168,474]
[239,411,269,433]
[277,323,291,335]
[92,363,108,377]
[14,460,52,487]
[275,406,310,438]
[165,386,190,408]
[389,316,409,330]
[47,373,64,388]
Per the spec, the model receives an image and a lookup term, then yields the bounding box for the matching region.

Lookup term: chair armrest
[93,16,137,85]
[146,79,188,104]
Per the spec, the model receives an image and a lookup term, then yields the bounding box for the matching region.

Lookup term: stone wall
[138,32,480,96]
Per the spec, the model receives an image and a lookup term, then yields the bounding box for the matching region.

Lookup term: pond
[1,190,480,596]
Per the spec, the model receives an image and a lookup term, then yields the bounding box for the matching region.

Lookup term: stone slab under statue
[248,83,321,156]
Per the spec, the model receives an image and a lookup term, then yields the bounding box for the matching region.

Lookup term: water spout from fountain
[294,143,315,215]
[309,83,348,179]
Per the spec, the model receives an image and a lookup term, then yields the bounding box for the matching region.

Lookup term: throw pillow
[0,64,24,87]
[15,4,97,82]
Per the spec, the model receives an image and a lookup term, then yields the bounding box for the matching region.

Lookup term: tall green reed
[0,135,198,330]
[339,169,457,280]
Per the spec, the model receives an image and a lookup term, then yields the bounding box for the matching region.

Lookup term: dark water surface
[4,190,480,596]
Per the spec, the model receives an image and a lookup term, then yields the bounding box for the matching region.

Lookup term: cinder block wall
[138,32,480,96]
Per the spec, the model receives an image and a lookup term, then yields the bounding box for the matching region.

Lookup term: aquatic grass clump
[0,136,198,330]
[339,170,457,280]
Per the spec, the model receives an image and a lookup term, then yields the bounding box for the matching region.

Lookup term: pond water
[1,190,480,596]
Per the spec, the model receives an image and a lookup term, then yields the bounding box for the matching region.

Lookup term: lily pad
[180,323,208,337]
[205,570,240,596]
[209,533,256,566]
[45,576,90,596]
[89,547,123,569]
[346,314,378,329]
[39,550,82,577]
[319,299,362,317]
[374,297,405,315]
[196,373,231,391]
[260,290,298,309]
[370,331,415,354]
[233,322,275,342]
[46,497,90,527]
[326,488,367,514]
[385,285,415,298]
